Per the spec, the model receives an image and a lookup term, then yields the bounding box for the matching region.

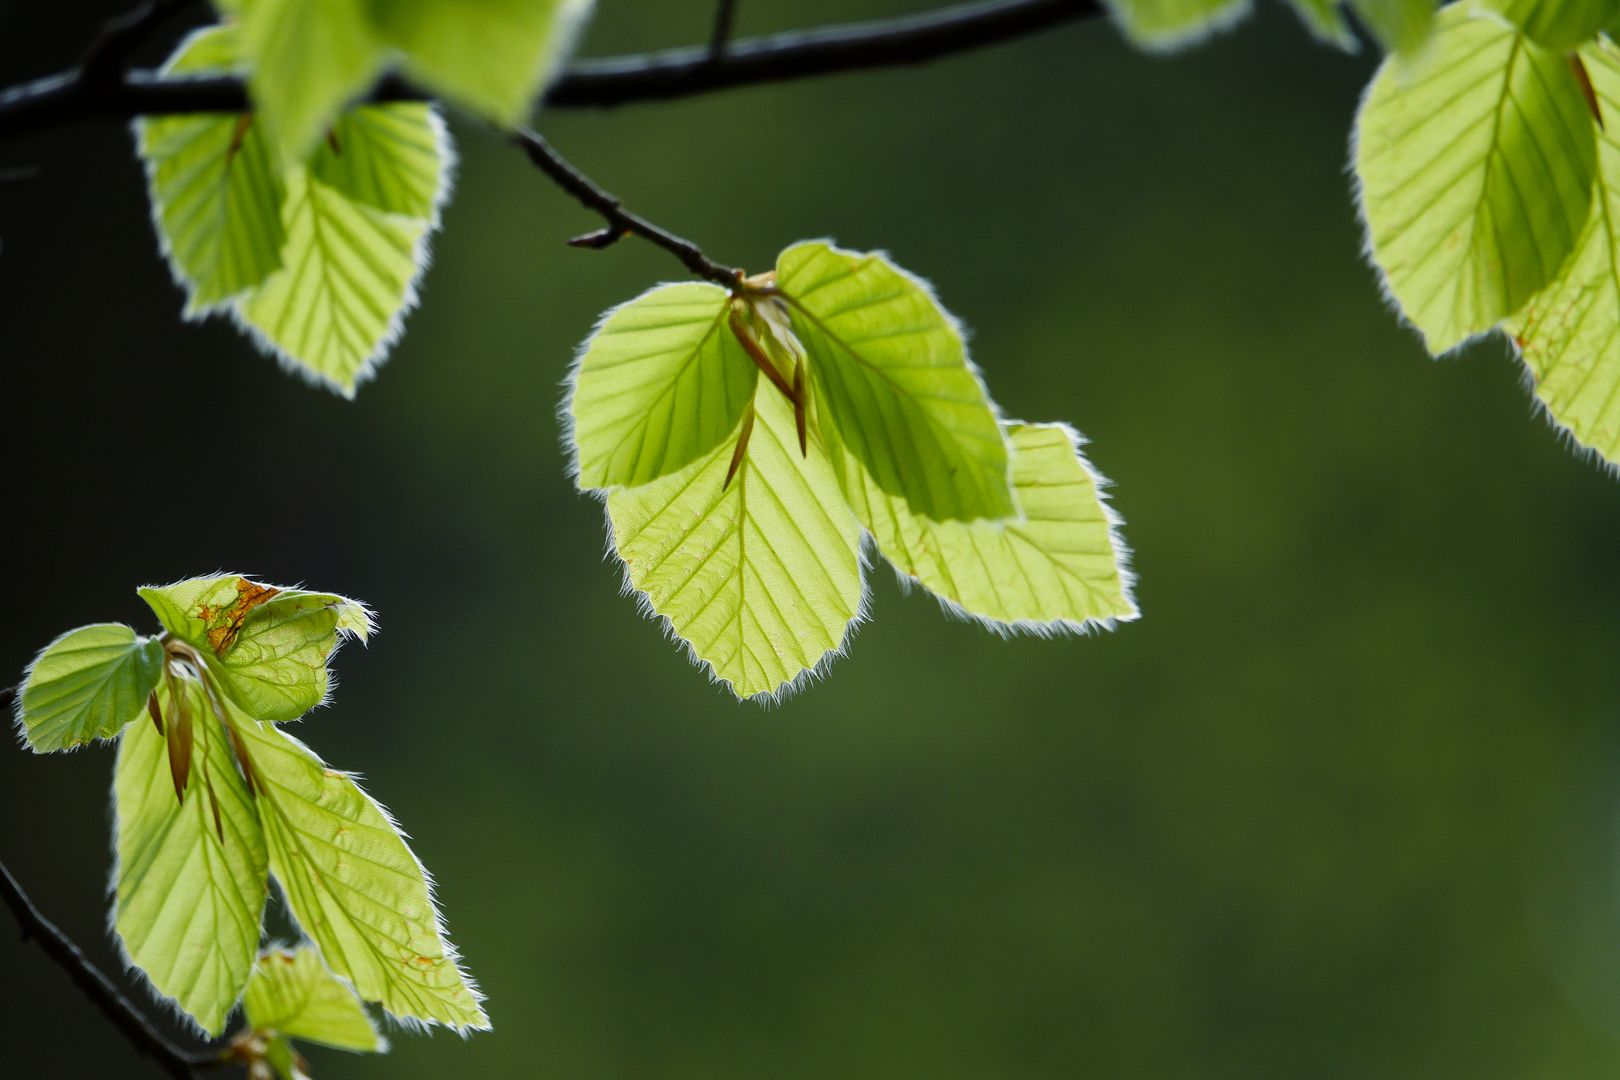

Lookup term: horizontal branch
[0,0,1104,137]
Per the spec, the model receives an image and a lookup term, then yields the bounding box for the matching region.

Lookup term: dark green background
[6,2,1620,1076]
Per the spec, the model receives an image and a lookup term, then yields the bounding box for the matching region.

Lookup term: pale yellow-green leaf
[365,0,593,125]
[311,103,449,220]
[17,623,164,752]
[213,591,374,723]
[776,240,1015,523]
[234,716,488,1031]
[1511,40,1620,464]
[244,947,383,1052]
[844,422,1137,632]
[607,388,864,701]
[239,0,385,160]
[138,25,287,314]
[1104,0,1252,50]
[1355,5,1596,354]
[234,166,431,396]
[114,679,267,1036]
[569,283,759,489]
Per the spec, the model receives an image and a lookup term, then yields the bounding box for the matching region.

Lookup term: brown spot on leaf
[203,578,281,657]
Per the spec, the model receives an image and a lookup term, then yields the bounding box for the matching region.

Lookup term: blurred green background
[6,2,1620,1076]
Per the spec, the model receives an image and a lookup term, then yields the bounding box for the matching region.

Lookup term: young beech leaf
[232,714,489,1032]
[16,624,164,752]
[1511,41,1620,465]
[244,947,384,1053]
[1355,4,1595,355]
[138,576,372,723]
[366,0,594,127]
[569,282,759,489]
[1351,0,1438,55]
[115,678,268,1037]
[1103,0,1252,50]
[139,26,452,396]
[1483,0,1616,49]
[138,26,287,314]
[239,0,383,160]
[841,422,1139,633]
[606,388,864,701]
[774,240,1015,524]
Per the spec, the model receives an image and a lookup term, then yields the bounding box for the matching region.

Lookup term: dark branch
[79,0,195,88]
[0,0,1103,137]
[511,127,739,286]
[0,859,222,1078]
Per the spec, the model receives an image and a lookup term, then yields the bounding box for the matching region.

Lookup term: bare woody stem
[0,0,1104,136]
[0,858,224,1078]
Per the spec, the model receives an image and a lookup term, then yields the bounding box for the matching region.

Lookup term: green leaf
[1483,0,1616,49]
[138,26,287,314]
[1511,41,1620,464]
[365,0,594,126]
[1286,0,1359,49]
[569,283,759,490]
[239,0,384,160]
[1355,4,1596,354]
[847,422,1138,632]
[138,576,372,724]
[606,387,865,701]
[1350,0,1437,55]
[244,947,384,1052]
[775,240,1015,523]
[17,624,164,752]
[114,677,267,1036]
[232,161,440,396]
[1103,0,1252,50]
[233,715,488,1031]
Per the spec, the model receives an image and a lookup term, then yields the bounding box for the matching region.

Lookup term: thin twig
[0,0,1103,136]
[79,0,196,87]
[0,859,223,1078]
[511,126,739,286]
[709,0,740,60]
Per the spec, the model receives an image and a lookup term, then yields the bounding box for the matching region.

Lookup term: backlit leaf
[1351,0,1437,55]
[114,678,267,1036]
[569,282,759,489]
[17,623,164,752]
[1355,4,1596,354]
[1483,0,1616,49]
[234,715,488,1031]
[239,0,384,160]
[1103,0,1252,49]
[606,388,864,701]
[775,240,1015,523]
[244,946,383,1052]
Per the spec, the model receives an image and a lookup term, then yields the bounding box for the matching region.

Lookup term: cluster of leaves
[231,946,385,1079]
[1355,0,1620,468]
[13,576,485,1044]
[568,241,1138,701]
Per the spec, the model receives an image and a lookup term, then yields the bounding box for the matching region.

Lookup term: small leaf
[1355,5,1596,354]
[244,947,384,1052]
[606,387,864,701]
[114,678,267,1036]
[569,282,758,489]
[233,715,488,1031]
[238,0,385,160]
[1511,40,1620,464]
[1350,0,1437,55]
[846,422,1138,632]
[311,103,450,220]
[213,591,374,723]
[1482,0,1616,50]
[366,0,595,126]
[1103,0,1252,50]
[137,25,288,314]
[16,624,164,752]
[139,574,282,652]
[775,240,1015,523]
